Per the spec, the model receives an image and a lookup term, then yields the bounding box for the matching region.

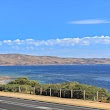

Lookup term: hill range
[0,54,110,66]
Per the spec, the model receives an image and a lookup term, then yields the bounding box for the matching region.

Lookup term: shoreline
[0,76,11,85]
[0,64,110,66]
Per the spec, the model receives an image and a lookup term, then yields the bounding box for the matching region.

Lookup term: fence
[0,85,107,101]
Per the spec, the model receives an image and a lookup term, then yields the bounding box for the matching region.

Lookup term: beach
[0,76,10,85]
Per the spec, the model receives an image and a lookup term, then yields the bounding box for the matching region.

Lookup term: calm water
[0,65,110,91]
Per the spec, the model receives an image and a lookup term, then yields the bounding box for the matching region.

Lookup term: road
[0,96,100,110]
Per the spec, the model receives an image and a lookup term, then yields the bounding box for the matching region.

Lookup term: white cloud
[3,40,12,43]
[1,36,110,58]
[3,40,12,45]
[68,19,110,24]
[1,36,110,47]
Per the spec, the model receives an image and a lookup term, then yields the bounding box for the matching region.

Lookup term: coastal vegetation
[0,77,110,103]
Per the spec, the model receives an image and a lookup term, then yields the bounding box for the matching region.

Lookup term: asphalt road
[0,96,100,110]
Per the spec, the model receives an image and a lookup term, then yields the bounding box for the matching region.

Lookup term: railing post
[4,87,6,91]
[50,88,51,96]
[63,90,65,98]
[19,86,21,93]
[94,96,96,101]
[26,87,27,93]
[71,89,73,98]
[12,86,14,92]
[83,90,85,100]
[60,88,62,98]
[30,87,31,94]
[40,87,42,95]
[97,91,99,101]
[33,87,35,95]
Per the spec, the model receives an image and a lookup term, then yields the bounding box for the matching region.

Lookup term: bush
[8,77,39,87]
[1,77,110,102]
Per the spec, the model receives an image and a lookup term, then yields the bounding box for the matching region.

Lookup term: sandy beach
[0,76,10,85]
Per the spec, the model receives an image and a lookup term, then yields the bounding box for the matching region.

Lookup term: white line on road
[0,97,97,110]
[0,100,64,110]
[0,108,7,110]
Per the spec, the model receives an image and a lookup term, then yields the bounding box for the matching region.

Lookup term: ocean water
[0,65,110,91]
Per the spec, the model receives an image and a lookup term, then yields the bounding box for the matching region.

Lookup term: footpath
[0,91,110,110]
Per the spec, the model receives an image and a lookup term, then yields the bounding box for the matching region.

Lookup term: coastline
[0,76,11,85]
[0,64,110,66]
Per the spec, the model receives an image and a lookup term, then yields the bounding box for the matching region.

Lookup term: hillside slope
[0,54,110,65]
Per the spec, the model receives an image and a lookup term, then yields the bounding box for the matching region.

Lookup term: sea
[0,65,110,91]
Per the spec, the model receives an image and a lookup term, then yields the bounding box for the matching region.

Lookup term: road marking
[0,100,64,110]
[0,108,7,110]
[0,97,98,110]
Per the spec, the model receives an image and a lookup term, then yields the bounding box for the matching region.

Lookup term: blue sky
[0,0,110,57]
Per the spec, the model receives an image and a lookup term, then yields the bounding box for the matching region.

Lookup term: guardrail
[0,85,107,101]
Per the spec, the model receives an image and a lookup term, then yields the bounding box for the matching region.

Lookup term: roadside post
[71,89,73,98]
[19,86,21,93]
[50,88,51,96]
[60,88,62,98]
[97,91,99,101]
[83,90,85,100]
[40,87,42,95]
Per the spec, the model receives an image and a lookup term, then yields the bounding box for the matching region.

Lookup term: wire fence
[0,85,108,101]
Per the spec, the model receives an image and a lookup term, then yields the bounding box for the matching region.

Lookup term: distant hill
[0,54,110,65]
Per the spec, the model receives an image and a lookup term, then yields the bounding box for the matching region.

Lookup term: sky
[0,0,110,58]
